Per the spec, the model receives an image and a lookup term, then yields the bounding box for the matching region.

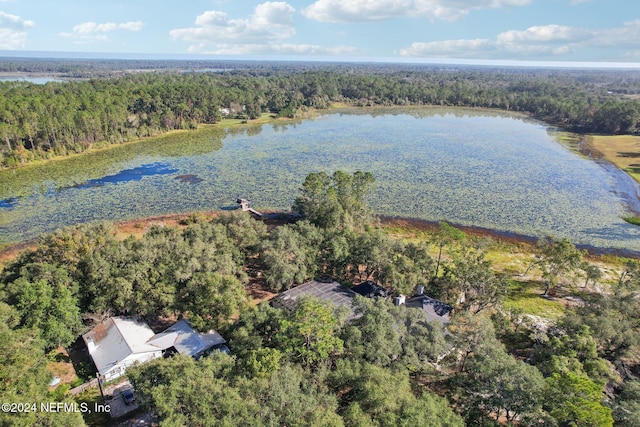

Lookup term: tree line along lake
[1,106,639,252]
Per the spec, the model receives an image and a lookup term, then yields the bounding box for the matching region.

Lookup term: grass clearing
[485,249,535,276]
[218,112,278,126]
[587,134,640,183]
[380,223,433,243]
[503,280,566,319]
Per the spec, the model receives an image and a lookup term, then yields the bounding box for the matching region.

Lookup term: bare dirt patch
[113,211,219,239]
[247,278,278,305]
[47,347,80,390]
[0,240,37,268]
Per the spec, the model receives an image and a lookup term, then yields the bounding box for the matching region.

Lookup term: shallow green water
[1,107,639,252]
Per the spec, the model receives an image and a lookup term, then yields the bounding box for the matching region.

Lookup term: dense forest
[1,59,640,168]
[1,171,639,426]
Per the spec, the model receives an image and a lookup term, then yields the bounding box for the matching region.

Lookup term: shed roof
[150,319,226,357]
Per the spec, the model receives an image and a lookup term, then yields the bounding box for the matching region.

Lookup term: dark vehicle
[122,388,135,405]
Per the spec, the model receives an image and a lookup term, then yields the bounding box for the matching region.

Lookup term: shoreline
[0,109,324,172]
[579,135,640,217]
[378,215,640,259]
[2,211,638,267]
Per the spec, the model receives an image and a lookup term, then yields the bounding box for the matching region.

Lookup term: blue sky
[1,0,639,65]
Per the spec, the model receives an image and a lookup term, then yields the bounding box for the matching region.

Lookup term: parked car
[122,387,135,405]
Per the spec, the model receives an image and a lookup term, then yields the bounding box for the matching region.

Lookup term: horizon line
[2,50,640,70]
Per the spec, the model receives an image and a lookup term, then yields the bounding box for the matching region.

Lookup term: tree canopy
[0,170,636,426]
[292,170,375,230]
[3,64,640,168]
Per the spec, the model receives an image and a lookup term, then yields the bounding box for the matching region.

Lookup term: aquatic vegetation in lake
[623,216,640,226]
[175,174,204,184]
[1,107,639,252]
[0,126,224,200]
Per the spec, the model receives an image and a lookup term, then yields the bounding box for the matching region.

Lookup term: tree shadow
[617,152,640,158]
[66,336,98,383]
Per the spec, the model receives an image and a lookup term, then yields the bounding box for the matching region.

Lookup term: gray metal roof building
[271,280,357,316]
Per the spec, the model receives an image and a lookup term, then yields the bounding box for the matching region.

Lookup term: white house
[147,319,226,358]
[83,317,227,381]
[82,317,163,382]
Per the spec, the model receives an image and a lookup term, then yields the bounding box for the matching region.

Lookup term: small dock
[236,198,263,217]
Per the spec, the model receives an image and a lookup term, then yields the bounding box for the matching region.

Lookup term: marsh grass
[551,131,584,156]
[623,216,640,226]
[380,223,433,243]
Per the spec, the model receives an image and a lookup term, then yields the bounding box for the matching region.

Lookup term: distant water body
[1,107,639,252]
[0,75,66,84]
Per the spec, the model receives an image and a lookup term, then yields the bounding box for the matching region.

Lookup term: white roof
[83,317,227,375]
[82,317,160,375]
[147,331,180,349]
[153,319,226,357]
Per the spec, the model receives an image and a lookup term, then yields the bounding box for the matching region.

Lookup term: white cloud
[170,2,296,45]
[60,20,143,43]
[590,19,640,47]
[497,25,591,43]
[171,1,355,56]
[400,39,493,56]
[304,0,412,22]
[400,21,640,60]
[254,1,295,26]
[70,20,143,35]
[198,43,357,56]
[302,0,531,23]
[0,11,34,49]
[0,28,27,49]
[0,10,34,28]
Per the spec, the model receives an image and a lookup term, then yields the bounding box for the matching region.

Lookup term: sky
[1,0,639,66]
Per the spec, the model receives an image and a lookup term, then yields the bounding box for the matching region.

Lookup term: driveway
[103,379,139,419]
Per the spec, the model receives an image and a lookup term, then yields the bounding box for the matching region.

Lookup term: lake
[1,107,640,252]
[0,75,66,84]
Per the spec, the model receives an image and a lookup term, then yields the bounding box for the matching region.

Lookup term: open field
[587,134,640,182]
